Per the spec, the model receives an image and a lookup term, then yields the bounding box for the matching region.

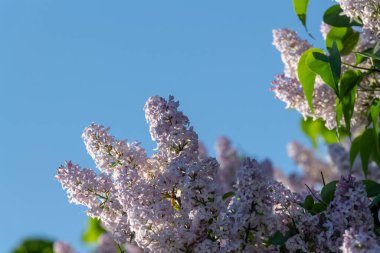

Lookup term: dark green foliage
[363,180,380,197]
[298,43,342,109]
[12,239,54,253]
[303,195,314,210]
[350,129,380,177]
[321,180,338,205]
[337,70,362,132]
[323,5,362,27]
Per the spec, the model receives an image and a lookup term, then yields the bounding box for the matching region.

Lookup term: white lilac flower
[96,234,117,253]
[56,161,123,231]
[338,0,380,36]
[323,176,374,251]
[287,141,337,186]
[328,143,380,181]
[340,227,380,253]
[285,214,328,253]
[60,96,379,253]
[144,95,199,162]
[197,141,208,160]
[54,234,120,253]
[271,28,340,129]
[219,158,301,252]
[215,136,240,193]
[328,144,351,173]
[286,176,375,253]
[82,124,147,174]
[272,26,380,131]
[320,22,331,39]
[57,96,226,253]
[272,29,311,79]
[53,241,75,253]
[272,75,338,129]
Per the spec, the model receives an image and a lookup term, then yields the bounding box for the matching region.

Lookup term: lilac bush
[55,0,380,252]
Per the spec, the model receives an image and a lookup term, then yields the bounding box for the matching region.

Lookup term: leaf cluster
[294,2,380,176]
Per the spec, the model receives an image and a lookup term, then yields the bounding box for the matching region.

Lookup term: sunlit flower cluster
[339,0,380,36]
[54,1,380,252]
[56,96,313,252]
[272,29,338,129]
[272,16,380,131]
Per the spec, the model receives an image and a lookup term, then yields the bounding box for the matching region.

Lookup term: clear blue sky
[0,1,332,252]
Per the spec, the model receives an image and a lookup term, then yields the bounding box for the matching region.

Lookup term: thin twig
[321,172,326,187]
[342,62,379,72]
[305,184,327,206]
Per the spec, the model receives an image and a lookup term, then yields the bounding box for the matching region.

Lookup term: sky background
[0,0,333,252]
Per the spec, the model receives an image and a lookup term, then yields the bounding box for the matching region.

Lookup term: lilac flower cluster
[215,136,240,193]
[286,176,379,252]
[272,29,311,79]
[328,143,380,181]
[339,0,380,36]
[57,96,227,252]
[340,227,380,253]
[214,158,301,252]
[57,95,380,252]
[272,9,380,131]
[272,29,338,129]
[287,141,337,188]
[56,96,310,252]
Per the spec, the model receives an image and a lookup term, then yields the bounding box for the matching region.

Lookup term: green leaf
[339,70,361,132]
[82,217,106,244]
[355,51,380,61]
[12,239,54,253]
[372,144,380,168]
[355,48,374,65]
[329,41,342,90]
[323,5,362,27]
[321,180,338,205]
[300,117,339,147]
[292,0,309,30]
[303,195,314,210]
[222,191,235,200]
[350,135,361,170]
[300,117,319,147]
[340,70,362,96]
[326,27,360,56]
[360,128,376,177]
[311,202,326,214]
[363,180,380,197]
[298,48,318,111]
[268,231,287,246]
[370,195,380,208]
[306,50,339,94]
[370,99,380,140]
[374,41,380,55]
[340,91,357,133]
[268,227,298,247]
[336,99,344,130]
